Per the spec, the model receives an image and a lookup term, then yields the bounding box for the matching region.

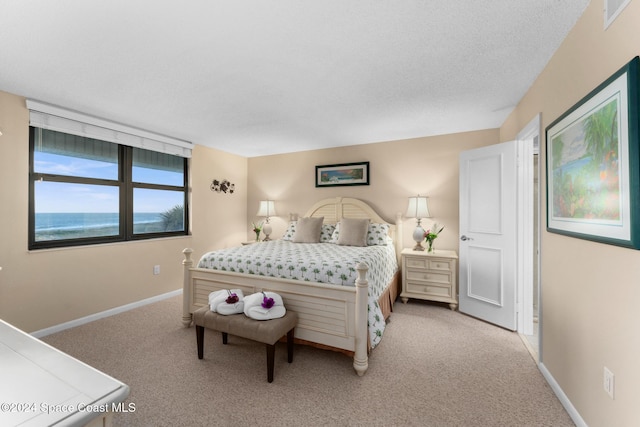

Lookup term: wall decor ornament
[545,56,640,249]
[315,161,370,187]
[210,179,235,194]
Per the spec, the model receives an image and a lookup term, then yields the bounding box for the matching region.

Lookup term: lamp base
[412,224,425,251]
[262,223,272,241]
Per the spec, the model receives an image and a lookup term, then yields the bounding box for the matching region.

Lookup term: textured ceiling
[0,1,590,157]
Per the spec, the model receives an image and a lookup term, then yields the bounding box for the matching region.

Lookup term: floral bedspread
[197,240,398,348]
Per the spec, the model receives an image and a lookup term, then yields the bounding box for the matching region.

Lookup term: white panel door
[459,141,519,330]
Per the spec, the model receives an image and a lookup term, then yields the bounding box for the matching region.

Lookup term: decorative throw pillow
[330,223,340,243]
[282,222,297,241]
[367,223,390,246]
[292,217,324,243]
[337,218,370,247]
[320,224,336,243]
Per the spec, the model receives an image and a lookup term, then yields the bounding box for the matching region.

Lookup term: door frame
[515,114,541,336]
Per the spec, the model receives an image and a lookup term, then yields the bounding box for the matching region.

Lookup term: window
[27,103,190,250]
[131,147,188,236]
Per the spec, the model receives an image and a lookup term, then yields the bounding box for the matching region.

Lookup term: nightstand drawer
[406,282,452,297]
[405,257,453,272]
[405,256,428,269]
[405,269,450,285]
[428,259,453,271]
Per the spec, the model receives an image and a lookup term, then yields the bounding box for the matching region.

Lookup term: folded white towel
[209,290,226,312]
[243,291,286,320]
[247,305,286,320]
[209,289,245,314]
[217,299,245,315]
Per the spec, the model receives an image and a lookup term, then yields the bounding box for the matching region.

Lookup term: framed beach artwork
[545,56,640,249]
[315,161,370,187]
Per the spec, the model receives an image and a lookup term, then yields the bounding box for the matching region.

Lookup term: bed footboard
[181,248,370,375]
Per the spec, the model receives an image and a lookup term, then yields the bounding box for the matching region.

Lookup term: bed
[181,197,403,375]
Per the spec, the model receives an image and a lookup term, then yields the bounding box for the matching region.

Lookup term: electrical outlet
[604,367,615,399]
[153,265,160,275]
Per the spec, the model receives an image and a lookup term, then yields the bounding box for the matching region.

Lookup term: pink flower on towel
[225,292,239,304]
[261,292,275,309]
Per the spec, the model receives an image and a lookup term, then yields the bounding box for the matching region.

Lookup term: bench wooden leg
[222,332,228,345]
[287,328,294,363]
[266,344,275,383]
[196,325,204,360]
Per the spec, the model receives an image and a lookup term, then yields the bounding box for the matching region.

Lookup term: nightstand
[400,248,458,310]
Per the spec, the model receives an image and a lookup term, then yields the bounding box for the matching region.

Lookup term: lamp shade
[406,196,430,219]
[257,200,276,217]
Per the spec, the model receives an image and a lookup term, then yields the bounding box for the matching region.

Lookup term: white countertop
[0,319,130,427]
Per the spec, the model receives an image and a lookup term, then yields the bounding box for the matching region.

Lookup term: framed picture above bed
[545,56,640,249]
[315,161,370,187]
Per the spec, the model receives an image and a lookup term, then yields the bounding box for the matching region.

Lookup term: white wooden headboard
[303,197,403,262]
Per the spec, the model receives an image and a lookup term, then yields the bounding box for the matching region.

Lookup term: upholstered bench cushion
[193,306,298,344]
[193,306,298,383]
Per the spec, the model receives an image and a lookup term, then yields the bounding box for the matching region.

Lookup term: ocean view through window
[29,127,189,249]
[34,212,173,241]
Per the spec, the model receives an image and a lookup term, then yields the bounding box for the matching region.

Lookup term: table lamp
[257,200,277,241]
[406,195,430,251]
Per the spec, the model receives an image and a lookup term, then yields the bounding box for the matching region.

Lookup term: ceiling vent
[604,0,632,29]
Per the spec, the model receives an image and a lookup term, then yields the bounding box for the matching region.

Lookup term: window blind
[27,100,192,158]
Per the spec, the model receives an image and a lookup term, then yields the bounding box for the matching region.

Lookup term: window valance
[26,100,192,158]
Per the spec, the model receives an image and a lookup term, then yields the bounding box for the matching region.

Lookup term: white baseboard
[539,362,587,427]
[31,289,183,338]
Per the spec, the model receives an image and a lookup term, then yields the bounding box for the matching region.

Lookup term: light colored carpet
[42,296,574,427]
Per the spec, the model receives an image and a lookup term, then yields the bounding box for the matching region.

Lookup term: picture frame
[545,56,640,249]
[315,161,370,187]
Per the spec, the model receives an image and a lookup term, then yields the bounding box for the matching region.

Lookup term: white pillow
[367,223,390,246]
[292,217,324,243]
[282,222,297,241]
[336,218,370,247]
[330,223,340,243]
[320,224,336,242]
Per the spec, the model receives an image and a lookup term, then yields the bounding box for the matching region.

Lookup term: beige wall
[0,90,248,333]
[501,1,640,426]
[189,144,248,253]
[248,129,499,259]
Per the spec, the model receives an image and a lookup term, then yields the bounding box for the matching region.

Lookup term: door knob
[460,235,474,241]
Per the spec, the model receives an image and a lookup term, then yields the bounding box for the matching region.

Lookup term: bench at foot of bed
[193,306,297,383]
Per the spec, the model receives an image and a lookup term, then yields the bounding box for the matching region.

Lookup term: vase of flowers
[252,222,263,242]
[424,223,444,253]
